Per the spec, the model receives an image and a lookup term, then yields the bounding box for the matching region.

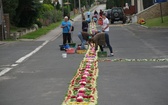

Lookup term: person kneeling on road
[78,32,93,50]
[89,32,114,57]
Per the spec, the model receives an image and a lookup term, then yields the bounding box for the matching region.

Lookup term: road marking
[0,68,12,76]
[16,41,49,63]
[153,65,168,69]
[0,41,49,76]
[11,64,18,67]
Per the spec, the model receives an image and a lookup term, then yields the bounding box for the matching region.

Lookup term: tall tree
[43,0,52,4]
[143,0,154,9]
[2,0,19,24]
[55,1,61,10]
[14,0,42,27]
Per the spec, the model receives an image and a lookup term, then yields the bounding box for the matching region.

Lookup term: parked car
[110,7,127,24]
[103,9,111,19]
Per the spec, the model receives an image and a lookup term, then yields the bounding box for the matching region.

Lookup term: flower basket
[76,50,87,54]
[66,48,75,54]
[98,51,107,57]
[69,43,76,48]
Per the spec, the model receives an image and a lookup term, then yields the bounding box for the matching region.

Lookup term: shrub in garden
[55,10,63,22]
[35,20,42,28]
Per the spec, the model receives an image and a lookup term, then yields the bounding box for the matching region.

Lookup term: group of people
[61,9,114,57]
[85,9,104,24]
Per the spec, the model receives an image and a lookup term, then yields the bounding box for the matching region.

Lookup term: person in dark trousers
[89,32,114,57]
[82,17,88,32]
[61,16,72,45]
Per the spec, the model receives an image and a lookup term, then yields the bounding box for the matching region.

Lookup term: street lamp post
[74,0,76,9]
[0,0,4,40]
[79,0,81,13]
[62,0,64,17]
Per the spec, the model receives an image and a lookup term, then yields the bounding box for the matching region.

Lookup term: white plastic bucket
[62,53,67,58]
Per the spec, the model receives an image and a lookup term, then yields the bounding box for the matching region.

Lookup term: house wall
[137,2,168,20]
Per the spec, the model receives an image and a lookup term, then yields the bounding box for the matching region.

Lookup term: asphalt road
[0,4,168,105]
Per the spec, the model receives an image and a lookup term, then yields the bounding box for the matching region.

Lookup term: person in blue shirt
[61,16,72,45]
[87,11,91,18]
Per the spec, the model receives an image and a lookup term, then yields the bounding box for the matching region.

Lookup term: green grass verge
[144,16,168,28]
[20,21,61,39]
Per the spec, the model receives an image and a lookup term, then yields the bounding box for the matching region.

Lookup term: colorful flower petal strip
[62,46,99,105]
[89,22,97,34]
[98,58,168,62]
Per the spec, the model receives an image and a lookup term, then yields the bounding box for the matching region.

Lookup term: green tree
[143,0,154,9]
[2,0,19,24]
[39,4,54,19]
[55,1,61,10]
[14,0,42,27]
[43,0,52,4]
[106,0,115,9]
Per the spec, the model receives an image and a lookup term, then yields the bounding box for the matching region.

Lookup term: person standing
[87,11,91,18]
[61,16,72,45]
[94,10,98,15]
[101,13,109,33]
[89,32,114,57]
[82,17,88,32]
[99,9,103,17]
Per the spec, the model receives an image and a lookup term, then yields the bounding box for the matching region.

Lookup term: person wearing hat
[78,31,93,50]
[89,32,114,57]
[61,16,72,45]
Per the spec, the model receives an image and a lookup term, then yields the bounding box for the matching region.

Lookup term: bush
[42,4,54,11]
[63,6,70,17]
[55,10,63,22]
[43,11,53,20]
[35,20,42,28]
[14,0,42,27]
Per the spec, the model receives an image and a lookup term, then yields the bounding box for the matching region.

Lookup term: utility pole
[62,0,64,17]
[74,0,76,9]
[0,0,4,40]
[79,0,81,13]
[159,2,164,23]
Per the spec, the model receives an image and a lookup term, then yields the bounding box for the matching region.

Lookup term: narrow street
[0,4,168,105]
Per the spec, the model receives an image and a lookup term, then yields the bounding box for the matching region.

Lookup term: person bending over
[89,32,114,57]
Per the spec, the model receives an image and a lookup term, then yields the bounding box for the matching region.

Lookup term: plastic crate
[66,48,75,54]
[76,50,87,54]
[98,51,107,57]
[69,43,76,48]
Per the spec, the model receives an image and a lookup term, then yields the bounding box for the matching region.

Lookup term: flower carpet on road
[98,58,168,62]
[62,47,99,105]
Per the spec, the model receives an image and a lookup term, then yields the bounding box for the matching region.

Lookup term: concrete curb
[0,41,5,45]
[140,25,149,28]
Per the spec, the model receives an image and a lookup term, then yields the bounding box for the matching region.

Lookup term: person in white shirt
[101,13,110,48]
[101,13,109,33]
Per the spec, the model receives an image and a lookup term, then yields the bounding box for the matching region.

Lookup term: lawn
[144,16,168,28]
[20,22,61,39]
[20,14,79,39]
